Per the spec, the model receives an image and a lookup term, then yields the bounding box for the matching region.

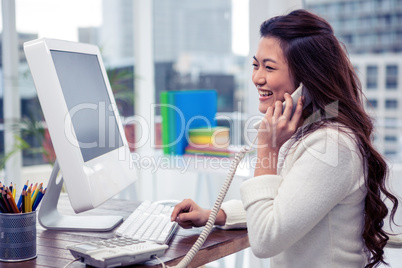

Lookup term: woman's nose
[253,69,266,86]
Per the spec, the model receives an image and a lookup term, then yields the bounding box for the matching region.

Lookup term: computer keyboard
[115,200,178,244]
[67,201,178,267]
[67,238,168,268]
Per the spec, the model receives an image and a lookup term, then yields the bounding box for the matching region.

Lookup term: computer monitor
[24,38,136,231]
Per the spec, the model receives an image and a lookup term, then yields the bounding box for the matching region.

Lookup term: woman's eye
[265,66,274,70]
[252,63,258,69]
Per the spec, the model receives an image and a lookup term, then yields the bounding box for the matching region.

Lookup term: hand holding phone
[253,83,311,129]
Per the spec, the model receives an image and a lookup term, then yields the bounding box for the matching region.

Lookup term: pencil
[31,183,38,197]
[2,189,12,213]
[26,184,32,212]
[12,185,16,199]
[27,188,32,212]
[17,180,29,209]
[7,189,19,213]
[31,186,40,205]
[32,188,45,211]
[24,190,28,213]
[38,183,43,192]
[0,192,8,213]
[21,189,26,213]
[0,200,7,212]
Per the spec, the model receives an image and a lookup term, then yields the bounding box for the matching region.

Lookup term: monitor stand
[38,159,123,231]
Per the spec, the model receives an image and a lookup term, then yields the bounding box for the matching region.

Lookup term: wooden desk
[1,195,249,268]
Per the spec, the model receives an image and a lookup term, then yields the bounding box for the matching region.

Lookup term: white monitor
[24,38,136,231]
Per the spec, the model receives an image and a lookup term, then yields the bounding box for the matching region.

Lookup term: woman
[170,9,398,268]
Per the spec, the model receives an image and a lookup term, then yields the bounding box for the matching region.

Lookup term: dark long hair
[259,9,399,268]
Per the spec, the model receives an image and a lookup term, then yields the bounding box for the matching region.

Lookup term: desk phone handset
[253,83,312,130]
[171,84,312,268]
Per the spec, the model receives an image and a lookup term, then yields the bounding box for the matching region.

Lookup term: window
[366,65,378,89]
[384,14,392,26]
[386,65,398,89]
[385,99,398,109]
[385,135,398,142]
[366,99,378,108]
[341,35,353,45]
[385,150,397,156]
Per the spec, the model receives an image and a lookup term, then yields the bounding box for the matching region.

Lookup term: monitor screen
[50,50,123,162]
[24,38,136,221]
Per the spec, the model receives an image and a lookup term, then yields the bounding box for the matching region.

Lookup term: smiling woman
[170,9,399,268]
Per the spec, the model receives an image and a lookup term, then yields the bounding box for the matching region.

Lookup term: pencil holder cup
[0,211,37,262]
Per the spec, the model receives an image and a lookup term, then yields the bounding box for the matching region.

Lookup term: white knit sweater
[219,125,367,268]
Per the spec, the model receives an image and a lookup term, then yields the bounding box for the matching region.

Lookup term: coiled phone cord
[168,135,258,268]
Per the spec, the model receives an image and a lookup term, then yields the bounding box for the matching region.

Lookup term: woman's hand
[170,199,227,228]
[255,93,304,176]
